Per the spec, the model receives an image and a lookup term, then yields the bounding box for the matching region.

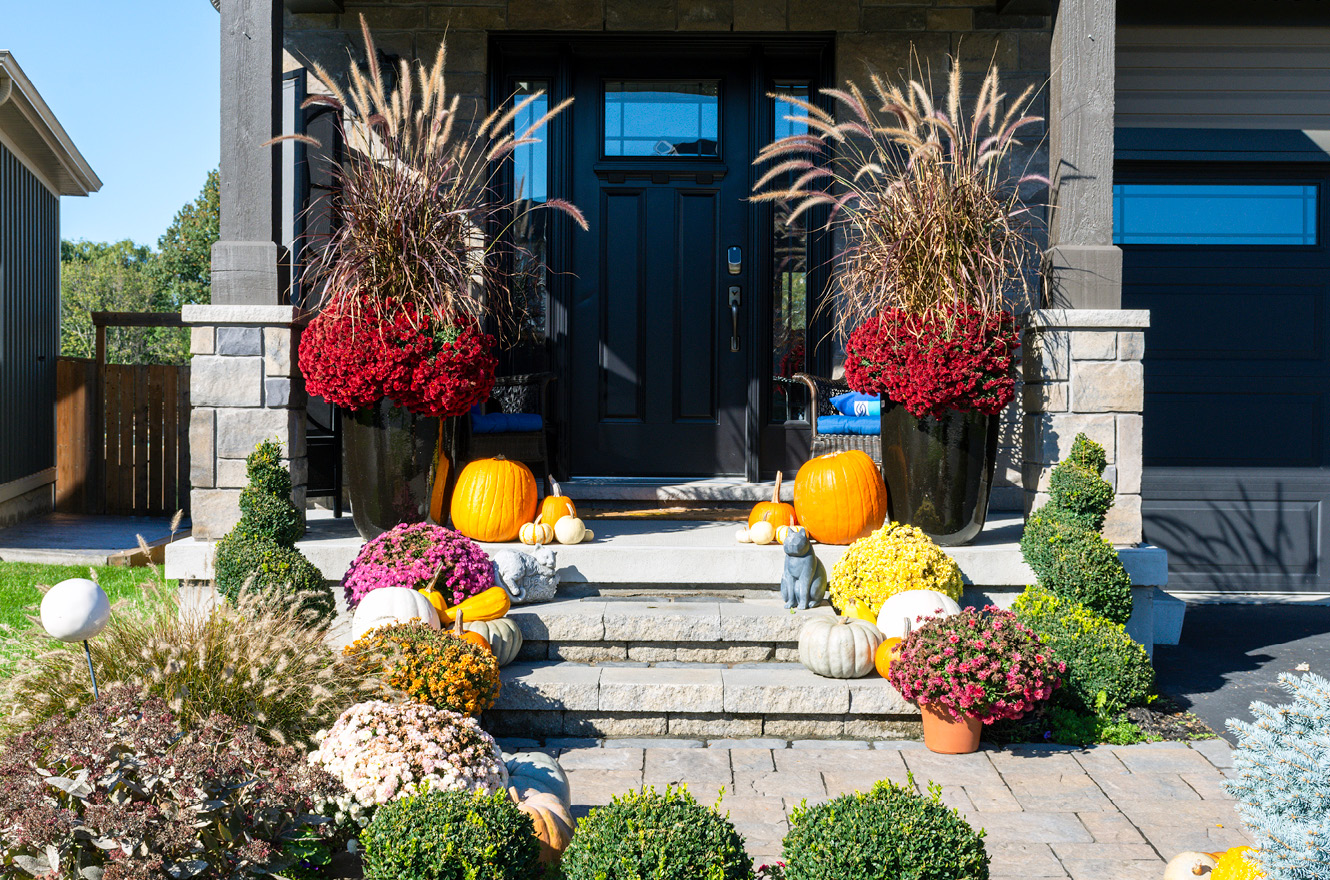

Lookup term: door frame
[489,33,835,481]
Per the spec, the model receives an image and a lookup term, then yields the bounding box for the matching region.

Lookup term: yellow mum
[1212,847,1265,880]
[828,522,962,614]
[344,619,501,717]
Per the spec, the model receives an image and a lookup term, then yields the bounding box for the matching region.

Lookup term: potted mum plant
[889,606,1063,754]
[753,59,1044,545]
[283,19,585,539]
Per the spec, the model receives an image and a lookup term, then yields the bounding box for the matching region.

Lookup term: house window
[1113,183,1318,245]
[771,83,811,422]
[603,81,720,157]
[512,81,551,349]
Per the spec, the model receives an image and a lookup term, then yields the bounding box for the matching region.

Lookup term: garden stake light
[39,576,111,700]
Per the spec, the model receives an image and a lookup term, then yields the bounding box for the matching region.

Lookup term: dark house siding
[0,140,59,486]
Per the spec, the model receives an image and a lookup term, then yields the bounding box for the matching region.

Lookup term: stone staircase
[485,594,917,741]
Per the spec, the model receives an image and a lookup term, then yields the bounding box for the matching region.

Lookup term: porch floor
[0,513,190,566]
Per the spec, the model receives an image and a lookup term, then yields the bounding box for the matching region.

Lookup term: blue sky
[8,0,220,246]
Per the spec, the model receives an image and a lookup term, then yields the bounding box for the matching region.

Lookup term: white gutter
[0,51,102,196]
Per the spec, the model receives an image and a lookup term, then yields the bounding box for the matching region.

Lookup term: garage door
[1119,165,1330,594]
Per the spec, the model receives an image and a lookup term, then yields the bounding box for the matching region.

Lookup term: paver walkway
[503,738,1250,878]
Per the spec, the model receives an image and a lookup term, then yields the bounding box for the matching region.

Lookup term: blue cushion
[817,414,880,436]
[471,412,544,434]
[829,391,880,418]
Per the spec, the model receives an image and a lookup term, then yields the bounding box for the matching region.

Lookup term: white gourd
[748,521,776,545]
[1163,853,1218,880]
[554,515,588,544]
[736,529,752,543]
[875,589,962,640]
[798,616,885,679]
[350,587,440,642]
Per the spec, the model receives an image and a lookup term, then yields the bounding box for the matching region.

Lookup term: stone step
[485,660,918,740]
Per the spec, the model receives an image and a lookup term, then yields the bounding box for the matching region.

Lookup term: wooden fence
[55,339,191,517]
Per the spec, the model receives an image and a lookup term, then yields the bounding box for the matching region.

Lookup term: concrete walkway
[504,738,1250,878]
[0,513,186,565]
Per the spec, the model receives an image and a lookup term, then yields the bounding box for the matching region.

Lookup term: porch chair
[793,372,882,466]
[464,372,557,491]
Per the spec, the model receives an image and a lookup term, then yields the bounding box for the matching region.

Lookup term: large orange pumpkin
[749,470,798,529]
[874,637,904,679]
[793,450,888,544]
[538,478,578,527]
[450,455,538,542]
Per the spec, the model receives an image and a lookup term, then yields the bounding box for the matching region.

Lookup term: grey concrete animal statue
[780,528,827,610]
[493,545,559,604]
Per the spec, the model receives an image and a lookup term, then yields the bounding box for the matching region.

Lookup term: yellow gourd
[776,524,806,545]
[520,519,554,546]
[439,586,511,624]
[845,599,877,623]
[418,588,447,615]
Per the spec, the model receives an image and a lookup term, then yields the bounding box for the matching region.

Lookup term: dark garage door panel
[1143,468,1330,592]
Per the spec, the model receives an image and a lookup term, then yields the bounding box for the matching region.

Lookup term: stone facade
[1022,309,1149,545]
[183,304,306,539]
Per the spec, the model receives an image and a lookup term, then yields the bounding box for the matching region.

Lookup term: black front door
[568,55,752,476]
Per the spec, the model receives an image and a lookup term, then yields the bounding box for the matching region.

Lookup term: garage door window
[1113,183,1317,245]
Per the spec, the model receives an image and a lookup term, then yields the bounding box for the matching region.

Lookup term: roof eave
[0,52,102,196]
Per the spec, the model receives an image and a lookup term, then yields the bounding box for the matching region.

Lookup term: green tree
[150,169,218,311]
[59,240,170,364]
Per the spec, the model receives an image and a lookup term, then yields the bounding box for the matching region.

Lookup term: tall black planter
[879,400,999,546]
[343,399,440,540]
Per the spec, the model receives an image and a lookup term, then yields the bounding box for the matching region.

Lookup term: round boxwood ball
[360,789,539,880]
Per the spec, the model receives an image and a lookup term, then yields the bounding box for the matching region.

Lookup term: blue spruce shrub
[1225,671,1330,880]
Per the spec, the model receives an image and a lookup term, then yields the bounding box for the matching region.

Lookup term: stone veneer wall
[1022,309,1149,545]
[184,304,305,539]
[282,0,1053,510]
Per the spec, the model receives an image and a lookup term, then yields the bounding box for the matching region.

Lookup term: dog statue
[493,545,559,604]
[780,528,827,610]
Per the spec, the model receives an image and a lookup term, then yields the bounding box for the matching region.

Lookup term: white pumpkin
[875,589,961,641]
[40,578,111,643]
[798,616,885,679]
[465,617,524,667]
[504,751,571,807]
[520,520,554,546]
[735,528,752,543]
[350,587,440,642]
[1163,853,1218,880]
[554,515,588,545]
[748,520,776,545]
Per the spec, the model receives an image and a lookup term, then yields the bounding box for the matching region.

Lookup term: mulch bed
[1125,694,1218,741]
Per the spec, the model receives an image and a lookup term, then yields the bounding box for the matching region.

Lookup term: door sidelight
[728,286,742,352]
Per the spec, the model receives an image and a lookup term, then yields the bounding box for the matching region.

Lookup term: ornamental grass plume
[343,619,501,717]
[829,522,963,614]
[342,521,495,608]
[752,54,1045,338]
[0,561,379,749]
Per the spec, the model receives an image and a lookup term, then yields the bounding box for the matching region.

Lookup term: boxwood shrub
[360,789,539,880]
[1019,515,1133,626]
[561,786,752,880]
[782,777,988,880]
[1011,585,1155,714]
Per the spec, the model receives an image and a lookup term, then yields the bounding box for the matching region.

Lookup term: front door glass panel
[770,83,812,423]
[604,80,720,157]
[511,80,551,352]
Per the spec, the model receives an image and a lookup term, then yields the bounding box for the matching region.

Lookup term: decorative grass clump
[360,789,539,880]
[561,786,753,880]
[782,777,989,880]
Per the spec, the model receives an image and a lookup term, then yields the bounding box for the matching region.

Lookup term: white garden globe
[875,589,962,641]
[40,578,111,643]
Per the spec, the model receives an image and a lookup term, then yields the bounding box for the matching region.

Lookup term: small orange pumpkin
[516,791,575,863]
[538,478,578,528]
[450,455,538,542]
[874,637,904,679]
[793,450,888,545]
[453,611,491,653]
[749,471,798,530]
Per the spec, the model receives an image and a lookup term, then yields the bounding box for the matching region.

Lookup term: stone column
[191,0,304,540]
[1045,0,1120,309]
[185,305,305,539]
[1022,310,1148,546]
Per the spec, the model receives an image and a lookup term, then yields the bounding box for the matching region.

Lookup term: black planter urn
[342,399,440,540]
[879,400,999,546]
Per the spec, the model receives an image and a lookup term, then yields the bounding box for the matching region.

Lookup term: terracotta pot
[920,703,983,754]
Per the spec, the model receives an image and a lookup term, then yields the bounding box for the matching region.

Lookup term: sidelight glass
[512,81,551,350]
[603,80,720,157]
[771,83,812,422]
[1113,183,1318,245]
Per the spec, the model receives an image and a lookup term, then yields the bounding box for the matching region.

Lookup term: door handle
[728,286,741,352]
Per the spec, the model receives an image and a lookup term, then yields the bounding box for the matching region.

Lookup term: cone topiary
[215,439,333,627]
[1020,433,1133,626]
[1224,672,1330,880]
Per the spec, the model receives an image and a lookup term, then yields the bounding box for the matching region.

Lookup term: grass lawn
[0,562,165,672]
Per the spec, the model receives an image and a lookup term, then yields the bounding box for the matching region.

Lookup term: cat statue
[493,545,560,604]
[780,528,827,610]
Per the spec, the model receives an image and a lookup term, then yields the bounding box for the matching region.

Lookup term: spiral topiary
[1020,433,1133,626]
[215,439,333,627]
